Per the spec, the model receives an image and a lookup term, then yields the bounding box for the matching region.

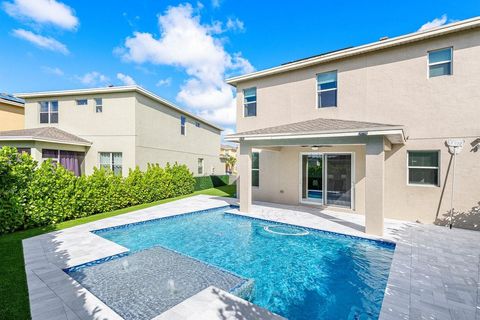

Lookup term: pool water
[93,206,395,320]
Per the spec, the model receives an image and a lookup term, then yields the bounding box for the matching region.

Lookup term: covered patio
[226,118,407,236]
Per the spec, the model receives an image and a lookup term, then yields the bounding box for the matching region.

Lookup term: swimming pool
[71,205,395,319]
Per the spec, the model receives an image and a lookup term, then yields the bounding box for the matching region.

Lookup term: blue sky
[1,0,479,135]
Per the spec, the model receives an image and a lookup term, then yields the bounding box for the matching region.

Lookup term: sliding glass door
[301,154,323,204]
[300,153,352,208]
[325,154,352,207]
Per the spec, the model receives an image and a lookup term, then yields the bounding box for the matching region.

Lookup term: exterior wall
[24,92,136,176]
[134,93,224,176]
[0,101,24,131]
[234,28,480,228]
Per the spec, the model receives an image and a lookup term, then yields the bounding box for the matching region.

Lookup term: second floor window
[180,116,186,135]
[243,87,257,117]
[428,48,452,78]
[39,101,58,123]
[95,98,103,113]
[76,99,88,106]
[317,71,337,108]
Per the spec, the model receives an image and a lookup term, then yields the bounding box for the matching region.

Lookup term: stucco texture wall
[0,102,24,131]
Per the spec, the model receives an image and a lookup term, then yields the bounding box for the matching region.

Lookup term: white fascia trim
[0,98,24,107]
[15,85,223,132]
[226,16,480,85]
[226,129,406,143]
[0,136,92,146]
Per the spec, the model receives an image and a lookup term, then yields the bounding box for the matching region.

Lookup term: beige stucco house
[0,93,24,131]
[0,86,224,177]
[226,17,480,235]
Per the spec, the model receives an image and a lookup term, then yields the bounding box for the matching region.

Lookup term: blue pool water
[93,206,394,320]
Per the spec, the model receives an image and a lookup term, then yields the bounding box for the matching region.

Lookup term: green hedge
[0,147,195,234]
[194,175,229,191]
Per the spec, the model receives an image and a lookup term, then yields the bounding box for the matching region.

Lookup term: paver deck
[23,195,480,319]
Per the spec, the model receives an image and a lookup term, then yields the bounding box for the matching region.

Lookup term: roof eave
[0,136,92,146]
[225,128,406,144]
[226,16,480,86]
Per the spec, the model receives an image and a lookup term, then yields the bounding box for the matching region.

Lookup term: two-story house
[0,86,224,177]
[226,17,480,236]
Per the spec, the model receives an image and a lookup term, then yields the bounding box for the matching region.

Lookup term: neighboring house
[226,17,480,235]
[0,93,24,131]
[0,86,224,177]
[220,144,238,174]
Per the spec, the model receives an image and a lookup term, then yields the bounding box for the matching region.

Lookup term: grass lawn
[0,185,236,320]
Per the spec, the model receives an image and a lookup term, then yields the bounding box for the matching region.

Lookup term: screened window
[42,149,59,163]
[99,152,123,176]
[76,99,88,106]
[16,147,31,155]
[198,158,204,175]
[243,87,257,117]
[317,71,337,108]
[95,98,103,113]
[195,121,200,128]
[39,101,58,123]
[408,151,439,186]
[180,116,186,135]
[252,152,259,187]
[428,48,452,78]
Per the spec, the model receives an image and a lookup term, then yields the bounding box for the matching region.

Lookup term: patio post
[365,136,385,236]
[238,142,252,213]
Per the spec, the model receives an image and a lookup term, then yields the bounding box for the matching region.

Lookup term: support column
[365,136,385,236]
[238,143,252,213]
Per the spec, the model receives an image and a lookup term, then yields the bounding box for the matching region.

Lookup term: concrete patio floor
[23,195,480,320]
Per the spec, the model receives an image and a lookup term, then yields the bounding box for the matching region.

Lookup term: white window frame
[95,98,103,113]
[428,47,453,78]
[316,70,338,109]
[180,116,186,136]
[252,151,260,187]
[99,152,123,175]
[243,87,257,117]
[39,101,58,124]
[76,99,88,106]
[407,150,441,187]
[198,158,204,175]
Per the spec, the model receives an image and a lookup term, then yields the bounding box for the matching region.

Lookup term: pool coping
[22,195,480,320]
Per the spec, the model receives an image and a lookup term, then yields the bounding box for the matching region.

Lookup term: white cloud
[12,29,68,54]
[3,0,78,30]
[77,71,109,86]
[211,0,220,8]
[42,66,63,76]
[117,73,136,86]
[156,78,172,87]
[226,18,244,32]
[418,14,448,31]
[119,3,253,126]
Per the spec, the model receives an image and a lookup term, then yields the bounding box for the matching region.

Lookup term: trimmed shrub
[0,147,36,233]
[194,175,229,191]
[0,146,196,234]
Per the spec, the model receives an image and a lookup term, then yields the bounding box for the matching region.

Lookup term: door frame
[299,152,355,210]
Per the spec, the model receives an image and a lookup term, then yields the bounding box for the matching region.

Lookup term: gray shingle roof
[0,127,91,145]
[228,118,403,138]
